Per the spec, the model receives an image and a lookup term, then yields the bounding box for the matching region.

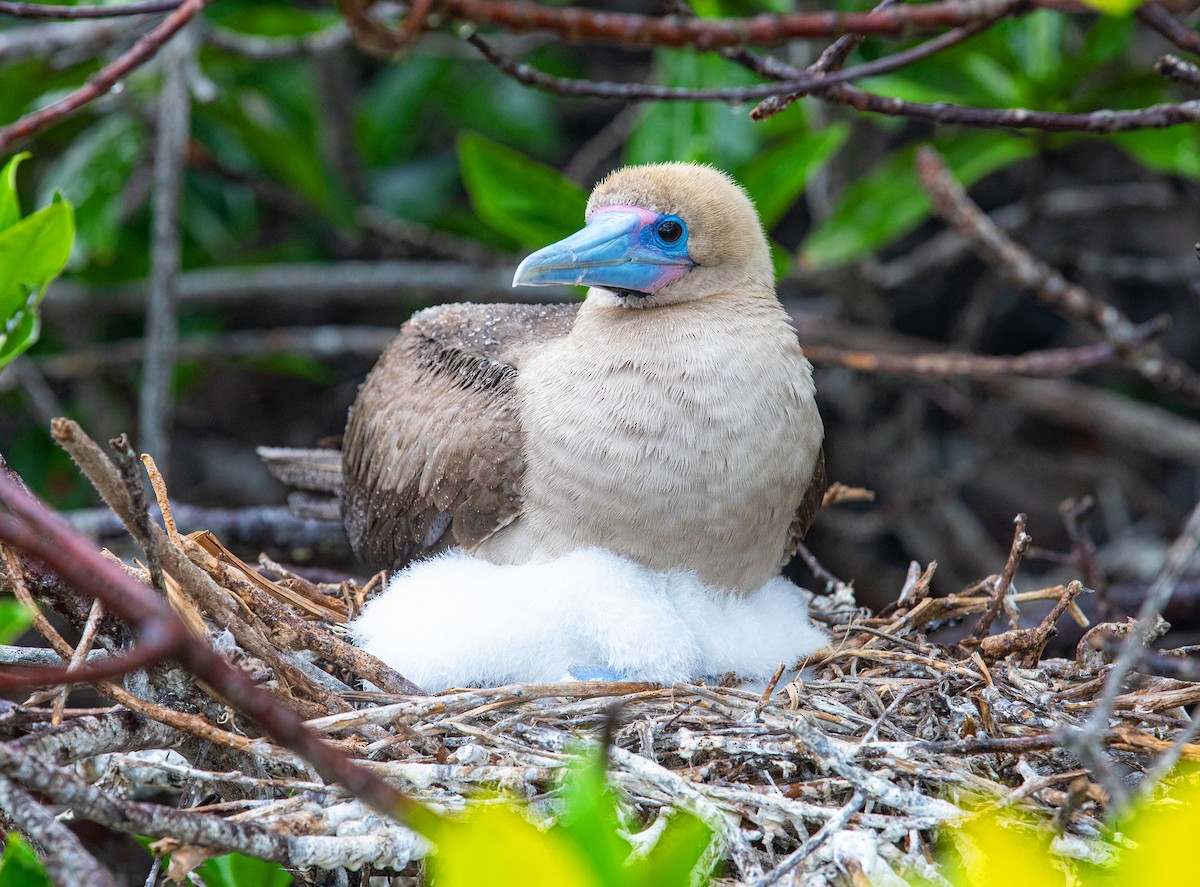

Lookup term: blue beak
[513,210,692,293]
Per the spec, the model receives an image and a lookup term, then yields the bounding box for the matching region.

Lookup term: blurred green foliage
[0,834,53,887]
[922,765,1200,886]
[0,153,74,370]
[422,748,715,887]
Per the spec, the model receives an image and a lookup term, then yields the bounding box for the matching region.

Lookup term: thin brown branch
[0,472,424,824]
[750,21,990,118]
[359,0,1034,52]
[0,0,179,18]
[1157,53,1200,87]
[748,0,902,119]
[1138,2,1200,57]
[916,147,1200,403]
[979,580,1085,665]
[802,333,1153,379]
[0,0,212,153]
[970,513,1030,641]
[465,21,992,104]
[824,84,1200,132]
[1073,498,1200,805]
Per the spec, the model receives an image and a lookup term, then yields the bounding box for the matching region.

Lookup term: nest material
[3,427,1200,885]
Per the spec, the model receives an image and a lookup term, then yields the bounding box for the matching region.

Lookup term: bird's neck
[573,285,786,342]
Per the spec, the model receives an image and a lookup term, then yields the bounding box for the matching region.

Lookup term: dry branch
[0,0,213,152]
[916,147,1200,404]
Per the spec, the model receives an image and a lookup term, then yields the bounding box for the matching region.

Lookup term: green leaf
[1101,766,1200,885]
[458,131,587,250]
[942,810,1063,887]
[0,833,53,887]
[554,752,629,884]
[195,852,294,887]
[0,309,40,369]
[0,152,30,233]
[0,201,75,317]
[737,124,849,230]
[0,600,33,644]
[0,172,73,370]
[627,812,716,887]
[1111,128,1200,179]
[424,803,604,887]
[1075,0,1145,16]
[624,51,760,170]
[800,133,1036,268]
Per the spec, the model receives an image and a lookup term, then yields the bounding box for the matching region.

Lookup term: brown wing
[341,301,579,569]
[782,448,827,566]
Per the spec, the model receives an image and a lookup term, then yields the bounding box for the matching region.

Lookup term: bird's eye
[656,219,684,244]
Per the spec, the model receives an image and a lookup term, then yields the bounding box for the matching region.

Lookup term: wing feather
[341,302,577,568]
[782,447,827,566]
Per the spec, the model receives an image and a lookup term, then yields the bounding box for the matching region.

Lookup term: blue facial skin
[512,209,695,295]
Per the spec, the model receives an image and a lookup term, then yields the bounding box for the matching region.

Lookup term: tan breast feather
[341,301,579,569]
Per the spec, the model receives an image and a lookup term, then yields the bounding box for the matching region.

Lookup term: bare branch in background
[0,0,180,19]
[137,21,196,469]
[916,147,1200,403]
[0,0,213,152]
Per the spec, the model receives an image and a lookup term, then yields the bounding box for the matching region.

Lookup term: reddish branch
[0,473,422,824]
[377,0,1034,50]
[0,0,212,154]
[0,0,180,18]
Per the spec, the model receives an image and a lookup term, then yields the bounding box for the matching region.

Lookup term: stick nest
[3,423,1199,886]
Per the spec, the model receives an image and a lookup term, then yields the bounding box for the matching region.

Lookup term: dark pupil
[658,220,683,243]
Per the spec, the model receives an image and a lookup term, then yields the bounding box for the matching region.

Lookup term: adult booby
[343,162,825,592]
[344,163,828,688]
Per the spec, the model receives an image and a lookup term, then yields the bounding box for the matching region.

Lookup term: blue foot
[567,665,634,682]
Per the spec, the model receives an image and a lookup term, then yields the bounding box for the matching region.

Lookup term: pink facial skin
[586,205,694,293]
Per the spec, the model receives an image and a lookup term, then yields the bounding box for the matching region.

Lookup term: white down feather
[350,548,829,693]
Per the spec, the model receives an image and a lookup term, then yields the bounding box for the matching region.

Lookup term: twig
[1157,53,1200,87]
[749,0,901,119]
[751,790,866,886]
[0,0,213,152]
[138,21,195,470]
[916,147,1200,404]
[50,597,105,725]
[0,0,179,18]
[970,514,1030,640]
[1138,3,1200,57]
[794,539,851,594]
[367,0,1034,51]
[0,774,116,887]
[465,20,993,104]
[0,471,426,823]
[1074,498,1200,806]
[803,335,1148,379]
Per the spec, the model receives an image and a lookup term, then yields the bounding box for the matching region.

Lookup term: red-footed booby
[344,162,828,689]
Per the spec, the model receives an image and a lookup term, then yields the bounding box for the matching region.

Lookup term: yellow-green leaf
[424,803,604,887]
[1074,0,1145,16]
